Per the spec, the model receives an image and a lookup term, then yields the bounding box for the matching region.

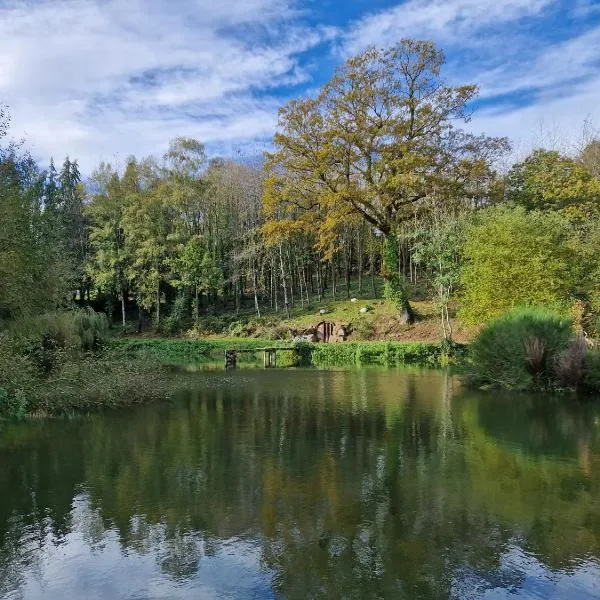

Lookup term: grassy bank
[0,309,461,420]
[0,344,183,419]
[175,297,475,344]
[0,310,186,419]
[112,337,460,368]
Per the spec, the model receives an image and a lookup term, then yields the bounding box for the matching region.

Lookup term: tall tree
[506,149,600,217]
[86,162,133,330]
[264,39,508,323]
[59,157,89,300]
[0,120,69,319]
[459,207,577,325]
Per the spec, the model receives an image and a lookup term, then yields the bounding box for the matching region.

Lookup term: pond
[0,368,599,599]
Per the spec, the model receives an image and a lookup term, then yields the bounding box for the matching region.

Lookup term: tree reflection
[0,368,599,598]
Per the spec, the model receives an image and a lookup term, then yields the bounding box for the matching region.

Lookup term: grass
[114,337,459,369]
[110,337,290,364]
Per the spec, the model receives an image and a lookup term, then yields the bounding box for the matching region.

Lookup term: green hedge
[113,338,456,368]
[109,338,287,363]
[311,341,451,367]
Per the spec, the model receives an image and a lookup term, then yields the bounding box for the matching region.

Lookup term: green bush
[465,307,573,391]
[9,309,108,353]
[352,318,375,340]
[161,295,189,335]
[459,207,576,325]
[311,342,444,368]
[584,350,600,393]
[0,387,28,419]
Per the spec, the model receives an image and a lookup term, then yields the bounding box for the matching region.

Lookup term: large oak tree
[264,39,508,322]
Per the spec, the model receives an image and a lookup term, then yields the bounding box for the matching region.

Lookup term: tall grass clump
[0,309,178,418]
[465,307,573,391]
[9,308,108,352]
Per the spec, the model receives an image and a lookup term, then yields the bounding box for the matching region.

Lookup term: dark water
[1,368,599,599]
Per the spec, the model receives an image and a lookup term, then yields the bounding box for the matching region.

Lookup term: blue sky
[1,0,600,172]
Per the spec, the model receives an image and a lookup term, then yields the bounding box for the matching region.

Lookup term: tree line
[2,39,600,337]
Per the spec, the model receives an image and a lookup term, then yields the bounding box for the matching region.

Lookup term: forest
[2,39,600,404]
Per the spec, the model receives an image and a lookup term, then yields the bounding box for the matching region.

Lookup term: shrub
[465,307,573,391]
[584,350,600,393]
[310,342,445,368]
[291,341,313,366]
[459,207,576,326]
[352,318,375,341]
[161,295,189,335]
[227,320,258,338]
[0,387,28,419]
[554,334,588,389]
[9,309,108,354]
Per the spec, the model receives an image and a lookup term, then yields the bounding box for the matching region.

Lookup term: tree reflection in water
[0,368,599,599]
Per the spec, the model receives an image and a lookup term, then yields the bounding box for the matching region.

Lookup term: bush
[161,295,189,335]
[584,350,600,393]
[465,307,573,391]
[311,341,445,368]
[9,309,108,354]
[352,318,375,340]
[0,387,28,419]
[459,207,576,326]
[554,335,588,389]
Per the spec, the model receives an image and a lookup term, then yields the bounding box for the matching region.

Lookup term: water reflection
[0,368,599,599]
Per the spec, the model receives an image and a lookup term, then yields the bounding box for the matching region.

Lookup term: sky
[1,0,600,173]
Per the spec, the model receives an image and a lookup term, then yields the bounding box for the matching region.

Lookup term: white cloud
[0,0,335,172]
[342,0,554,55]
[342,0,600,158]
[476,25,600,98]
[1,0,598,172]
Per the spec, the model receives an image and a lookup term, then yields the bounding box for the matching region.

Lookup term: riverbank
[111,337,461,368]
[1,333,460,419]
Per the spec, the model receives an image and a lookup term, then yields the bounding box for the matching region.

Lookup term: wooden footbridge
[224,347,296,369]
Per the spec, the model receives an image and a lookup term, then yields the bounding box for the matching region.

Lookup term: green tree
[0,140,69,320]
[122,160,176,328]
[59,157,89,300]
[580,139,600,178]
[459,207,577,325]
[414,210,466,340]
[506,149,600,216]
[86,163,132,330]
[169,235,205,324]
[264,39,508,323]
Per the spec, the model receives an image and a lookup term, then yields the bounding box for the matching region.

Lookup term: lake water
[1,368,599,599]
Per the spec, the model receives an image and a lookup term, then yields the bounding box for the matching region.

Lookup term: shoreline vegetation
[3,38,600,418]
[0,308,463,419]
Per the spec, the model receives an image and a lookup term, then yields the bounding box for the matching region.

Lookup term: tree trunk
[344,240,351,299]
[382,235,414,324]
[155,281,160,327]
[331,262,336,300]
[278,245,289,318]
[253,266,261,318]
[120,288,126,333]
[357,226,363,295]
[316,262,322,302]
[370,247,377,298]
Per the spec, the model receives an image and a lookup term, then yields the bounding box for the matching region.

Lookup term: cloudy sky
[1,0,599,172]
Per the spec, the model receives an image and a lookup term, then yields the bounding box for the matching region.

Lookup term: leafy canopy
[459,207,577,325]
[506,149,600,217]
[263,39,509,252]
